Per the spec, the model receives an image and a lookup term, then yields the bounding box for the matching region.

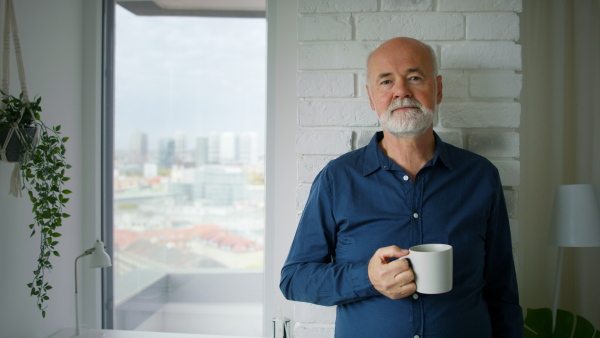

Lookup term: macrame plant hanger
[0,0,37,197]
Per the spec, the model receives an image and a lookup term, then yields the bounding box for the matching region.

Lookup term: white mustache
[387,98,422,113]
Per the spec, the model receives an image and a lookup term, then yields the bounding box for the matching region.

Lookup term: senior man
[280,37,523,337]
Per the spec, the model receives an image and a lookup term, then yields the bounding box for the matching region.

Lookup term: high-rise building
[158,138,175,169]
[174,131,187,164]
[195,136,209,166]
[129,131,148,165]
[208,132,220,164]
[239,132,258,165]
[219,132,237,165]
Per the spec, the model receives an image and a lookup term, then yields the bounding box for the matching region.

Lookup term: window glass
[112,5,265,336]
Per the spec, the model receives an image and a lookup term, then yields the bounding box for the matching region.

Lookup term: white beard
[379,98,434,138]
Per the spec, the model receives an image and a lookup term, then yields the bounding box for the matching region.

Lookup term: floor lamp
[74,239,112,337]
[547,184,600,329]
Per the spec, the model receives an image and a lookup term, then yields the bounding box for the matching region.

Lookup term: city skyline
[124,130,262,166]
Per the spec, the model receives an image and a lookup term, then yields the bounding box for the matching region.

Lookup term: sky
[114,6,267,152]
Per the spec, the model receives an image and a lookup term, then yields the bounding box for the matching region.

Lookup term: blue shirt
[280,132,523,337]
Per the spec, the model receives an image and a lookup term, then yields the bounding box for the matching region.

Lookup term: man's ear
[366,85,375,110]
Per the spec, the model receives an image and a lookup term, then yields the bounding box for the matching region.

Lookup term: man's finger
[376,245,409,262]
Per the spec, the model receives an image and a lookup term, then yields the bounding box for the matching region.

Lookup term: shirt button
[414,335,420,338]
[413,294,419,300]
[403,175,409,181]
[413,213,419,219]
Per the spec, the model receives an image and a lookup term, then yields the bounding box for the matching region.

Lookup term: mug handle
[396,254,411,261]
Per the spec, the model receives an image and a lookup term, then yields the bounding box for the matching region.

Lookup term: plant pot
[0,127,36,162]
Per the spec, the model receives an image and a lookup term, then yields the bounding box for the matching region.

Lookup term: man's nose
[393,79,412,99]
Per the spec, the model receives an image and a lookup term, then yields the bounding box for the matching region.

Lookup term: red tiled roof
[115,224,262,252]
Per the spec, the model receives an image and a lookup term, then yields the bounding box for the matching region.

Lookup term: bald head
[366,37,438,81]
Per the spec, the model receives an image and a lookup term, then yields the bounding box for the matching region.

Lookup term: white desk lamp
[548,184,600,328]
[74,239,112,337]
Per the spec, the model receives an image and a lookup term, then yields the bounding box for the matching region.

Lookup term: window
[104,2,266,336]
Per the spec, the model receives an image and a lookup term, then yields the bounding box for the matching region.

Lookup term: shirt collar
[432,131,455,170]
[362,131,455,176]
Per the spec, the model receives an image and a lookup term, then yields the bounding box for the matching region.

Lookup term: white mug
[398,243,453,294]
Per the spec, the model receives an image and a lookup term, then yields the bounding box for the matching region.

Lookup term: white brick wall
[293,0,522,336]
[355,13,465,40]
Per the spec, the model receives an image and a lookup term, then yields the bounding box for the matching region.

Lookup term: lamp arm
[74,247,95,336]
[74,248,94,294]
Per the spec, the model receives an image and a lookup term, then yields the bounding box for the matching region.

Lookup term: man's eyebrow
[376,68,427,80]
[375,72,393,80]
[406,67,425,75]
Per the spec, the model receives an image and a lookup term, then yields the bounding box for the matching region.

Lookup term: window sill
[49,328,263,338]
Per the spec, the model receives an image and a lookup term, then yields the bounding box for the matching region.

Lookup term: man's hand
[368,245,416,300]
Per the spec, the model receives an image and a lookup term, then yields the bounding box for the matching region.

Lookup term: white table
[49,328,264,338]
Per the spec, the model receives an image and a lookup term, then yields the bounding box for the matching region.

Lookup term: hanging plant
[0,91,72,318]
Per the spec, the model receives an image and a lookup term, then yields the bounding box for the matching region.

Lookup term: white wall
[289,0,523,336]
[264,0,299,332]
[0,0,91,337]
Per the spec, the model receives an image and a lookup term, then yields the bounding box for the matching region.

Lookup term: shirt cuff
[350,261,380,299]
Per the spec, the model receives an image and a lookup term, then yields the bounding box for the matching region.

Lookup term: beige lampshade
[548,184,600,247]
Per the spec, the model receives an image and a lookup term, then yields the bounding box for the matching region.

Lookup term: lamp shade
[548,184,600,247]
[89,239,112,268]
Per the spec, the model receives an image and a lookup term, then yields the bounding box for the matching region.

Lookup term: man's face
[366,39,443,138]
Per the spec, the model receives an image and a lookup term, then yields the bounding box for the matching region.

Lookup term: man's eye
[380,80,392,85]
[409,76,422,81]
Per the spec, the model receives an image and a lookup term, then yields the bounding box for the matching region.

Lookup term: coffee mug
[398,243,453,294]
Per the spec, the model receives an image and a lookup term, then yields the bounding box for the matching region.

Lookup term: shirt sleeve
[279,168,380,306]
[483,170,524,338]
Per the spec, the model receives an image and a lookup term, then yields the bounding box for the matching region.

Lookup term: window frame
[101,0,116,329]
[100,0,269,332]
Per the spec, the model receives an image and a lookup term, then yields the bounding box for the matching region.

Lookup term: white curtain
[520,0,600,326]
